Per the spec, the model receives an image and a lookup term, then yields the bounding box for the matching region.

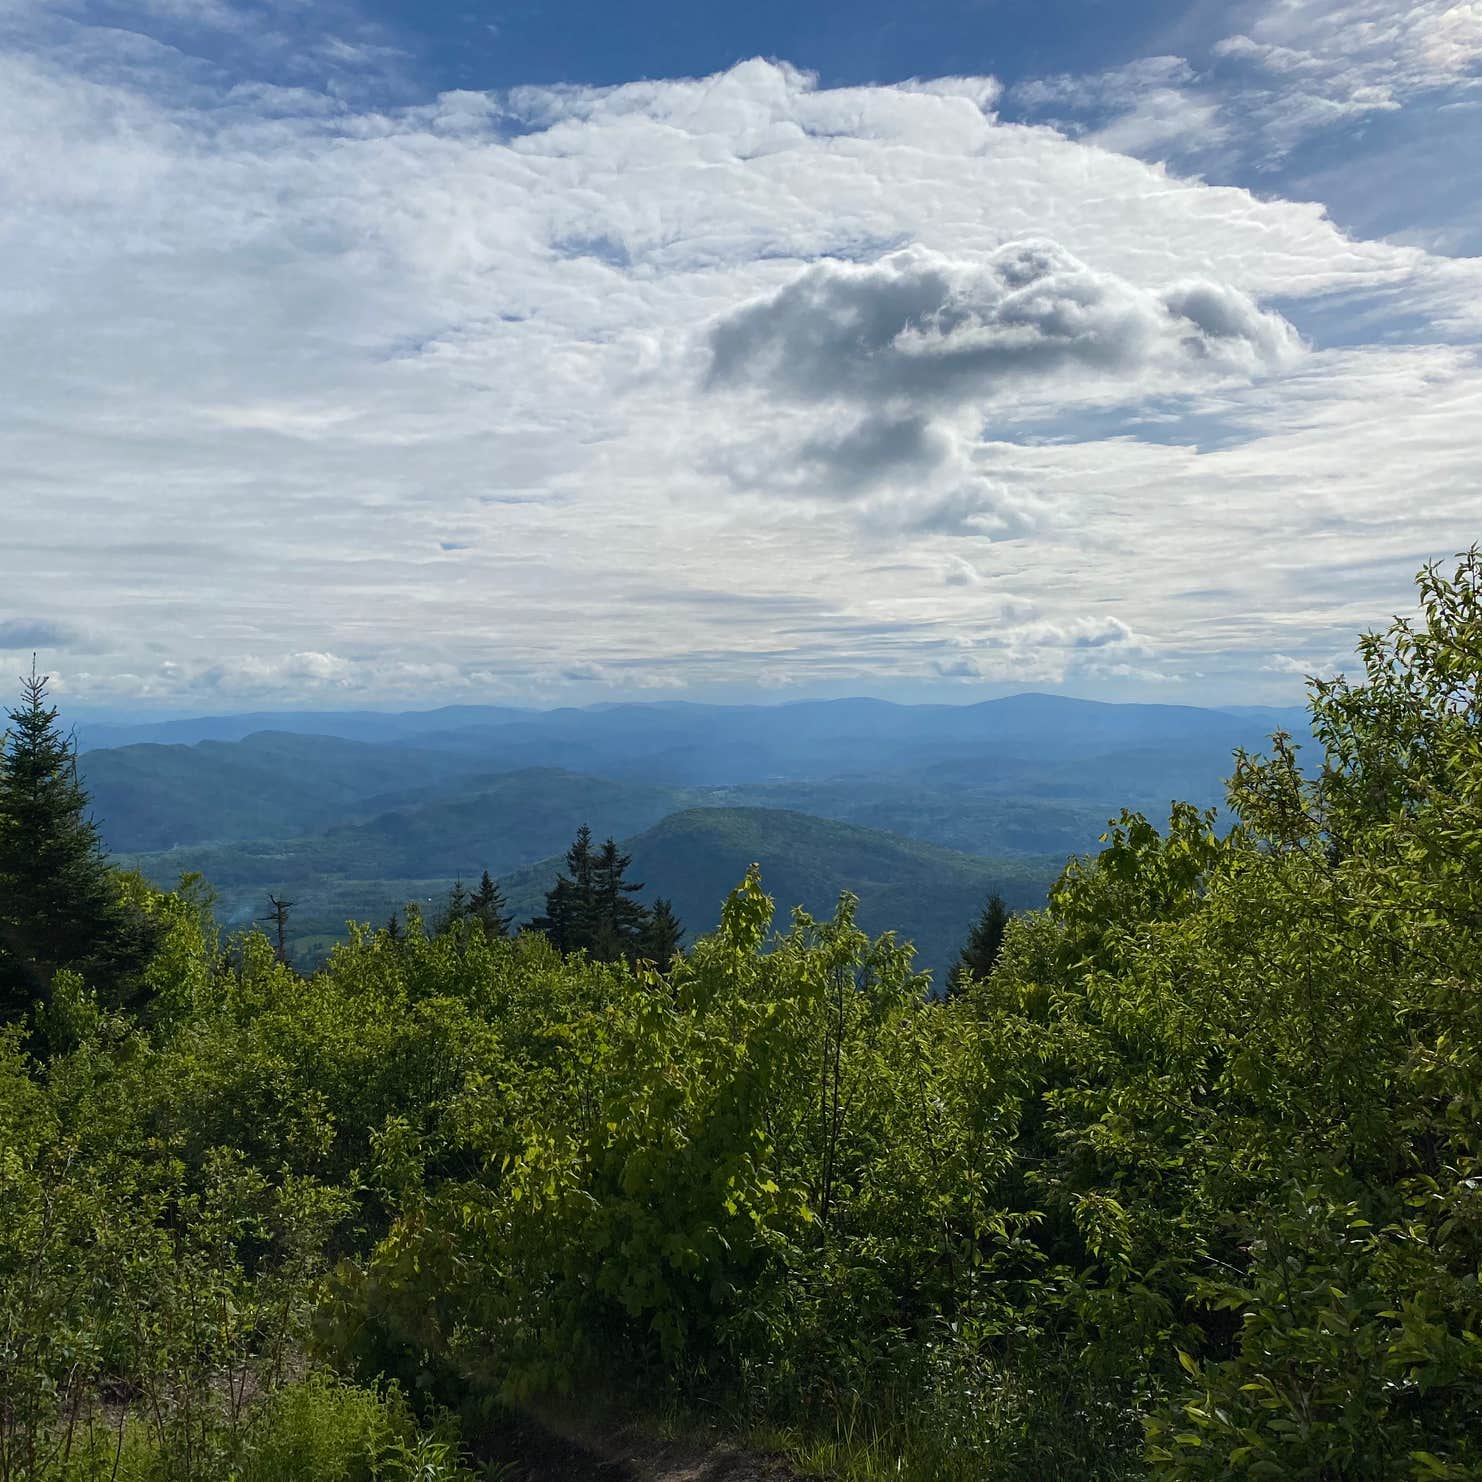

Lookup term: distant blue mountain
[78,692,1310,760]
[96,693,1314,974]
[76,704,533,751]
[82,693,1312,855]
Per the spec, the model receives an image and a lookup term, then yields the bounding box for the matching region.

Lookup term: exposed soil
[474,1406,806,1481]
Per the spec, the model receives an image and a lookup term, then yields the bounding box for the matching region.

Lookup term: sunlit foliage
[2,553,1479,1479]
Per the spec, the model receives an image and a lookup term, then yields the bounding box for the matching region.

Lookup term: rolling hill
[124,789,1061,978]
[99,692,1307,973]
[115,764,693,901]
[80,731,493,851]
[82,693,1308,858]
[499,806,1060,982]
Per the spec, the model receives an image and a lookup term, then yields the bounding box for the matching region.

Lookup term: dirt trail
[475,1408,806,1481]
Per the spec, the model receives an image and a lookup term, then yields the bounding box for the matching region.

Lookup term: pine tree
[590,835,650,962]
[641,897,683,966]
[527,874,575,951]
[526,827,657,962]
[527,826,598,952]
[952,891,1010,993]
[468,871,511,938]
[437,878,470,934]
[0,662,156,1022]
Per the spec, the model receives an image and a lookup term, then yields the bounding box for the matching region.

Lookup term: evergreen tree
[590,835,650,962]
[528,875,576,951]
[468,871,511,938]
[527,827,597,952]
[437,878,470,934]
[0,662,156,1022]
[527,827,655,962]
[641,897,683,966]
[953,892,1010,993]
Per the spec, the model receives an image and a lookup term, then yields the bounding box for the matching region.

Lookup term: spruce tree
[528,875,575,951]
[952,891,1011,993]
[567,825,598,944]
[527,826,597,953]
[590,835,650,962]
[0,662,156,1022]
[437,878,470,934]
[568,824,596,933]
[527,827,656,961]
[641,897,683,966]
[468,871,511,938]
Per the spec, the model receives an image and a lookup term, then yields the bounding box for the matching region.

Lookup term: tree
[259,893,294,966]
[0,662,156,1022]
[641,897,683,966]
[953,891,1010,991]
[527,826,597,953]
[590,836,650,962]
[467,871,511,938]
[527,827,655,963]
[436,879,469,935]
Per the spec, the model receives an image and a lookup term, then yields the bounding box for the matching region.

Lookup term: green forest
[2,553,1480,1480]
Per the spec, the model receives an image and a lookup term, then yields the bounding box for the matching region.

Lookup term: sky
[2,0,1479,715]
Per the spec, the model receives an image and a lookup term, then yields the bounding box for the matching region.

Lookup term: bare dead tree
[260,894,294,966]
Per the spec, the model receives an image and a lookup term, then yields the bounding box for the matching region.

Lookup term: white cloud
[1228,0,1482,95]
[0,24,1476,709]
[1011,0,1482,176]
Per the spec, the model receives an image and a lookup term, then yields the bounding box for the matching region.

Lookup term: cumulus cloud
[796,415,949,491]
[703,241,1300,535]
[196,651,355,692]
[707,242,1302,411]
[927,613,1150,684]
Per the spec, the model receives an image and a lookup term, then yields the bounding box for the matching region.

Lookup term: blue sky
[2,0,1479,713]
[61,0,1198,95]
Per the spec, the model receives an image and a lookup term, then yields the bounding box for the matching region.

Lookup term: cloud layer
[0,5,1477,710]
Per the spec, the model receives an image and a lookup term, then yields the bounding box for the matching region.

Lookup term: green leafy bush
[5,553,1482,1479]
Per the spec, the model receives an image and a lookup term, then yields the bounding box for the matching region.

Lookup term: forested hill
[118,791,1057,979]
[81,693,1307,863]
[76,732,498,851]
[90,692,1303,973]
[498,807,1059,978]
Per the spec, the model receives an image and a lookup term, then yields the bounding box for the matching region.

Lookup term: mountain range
[85,692,1310,979]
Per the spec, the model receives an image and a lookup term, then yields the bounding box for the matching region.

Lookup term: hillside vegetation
[499,807,1057,980]
[1,555,1479,1480]
[93,696,1287,969]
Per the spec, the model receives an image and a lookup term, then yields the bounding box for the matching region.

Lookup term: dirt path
[475,1408,807,1481]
